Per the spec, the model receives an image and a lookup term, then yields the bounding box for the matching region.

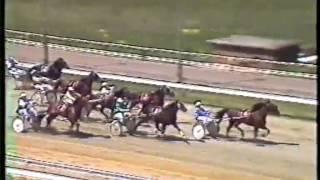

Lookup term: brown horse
[216,101,280,139]
[45,95,90,132]
[137,85,175,116]
[81,86,139,120]
[133,100,187,138]
[52,71,101,106]
[83,94,117,121]
[29,57,70,81]
[54,71,101,95]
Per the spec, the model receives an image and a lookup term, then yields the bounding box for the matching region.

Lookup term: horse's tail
[215,108,229,120]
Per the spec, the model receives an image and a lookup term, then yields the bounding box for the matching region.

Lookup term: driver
[60,86,82,112]
[98,81,115,96]
[113,96,131,124]
[193,100,212,124]
[16,92,36,122]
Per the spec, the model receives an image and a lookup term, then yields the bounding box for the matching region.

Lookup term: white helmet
[68,86,74,91]
[117,97,124,103]
[19,92,27,98]
[101,82,108,87]
[194,100,202,107]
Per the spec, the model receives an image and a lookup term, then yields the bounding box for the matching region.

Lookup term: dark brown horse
[29,57,70,81]
[71,71,101,96]
[45,95,90,132]
[215,101,280,139]
[52,71,101,104]
[82,87,140,120]
[137,85,175,116]
[133,100,187,138]
[54,71,101,95]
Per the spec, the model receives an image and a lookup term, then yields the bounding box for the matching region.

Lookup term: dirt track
[5,44,317,179]
[9,90,316,180]
[5,43,316,99]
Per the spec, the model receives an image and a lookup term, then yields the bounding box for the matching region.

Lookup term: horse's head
[54,57,70,70]
[176,100,187,112]
[166,100,187,112]
[265,101,280,116]
[88,71,101,82]
[159,85,175,97]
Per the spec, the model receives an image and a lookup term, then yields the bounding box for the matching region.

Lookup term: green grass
[65,74,316,120]
[5,0,316,53]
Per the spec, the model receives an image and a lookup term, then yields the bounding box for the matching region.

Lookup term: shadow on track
[39,127,111,139]
[131,130,194,145]
[240,138,300,147]
[215,134,299,147]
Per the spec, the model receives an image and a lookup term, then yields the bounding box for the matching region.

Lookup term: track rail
[6,154,153,180]
[9,61,317,105]
[6,38,316,79]
[5,29,317,78]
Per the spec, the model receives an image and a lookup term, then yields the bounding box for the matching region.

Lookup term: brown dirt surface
[6,44,316,99]
[12,98,316,180]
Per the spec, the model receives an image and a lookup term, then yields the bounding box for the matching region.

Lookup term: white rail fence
[5,29,316,68]
[6,38,317,79]
[15,62,317,106]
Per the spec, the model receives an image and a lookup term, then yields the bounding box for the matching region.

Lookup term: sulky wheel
[31,91,44,106]
[192,122,206,140]
[12,117,25,133]
[125,117,137,135]
[109,120,123,136]
[80,106,90,121]
[206,121,219,138]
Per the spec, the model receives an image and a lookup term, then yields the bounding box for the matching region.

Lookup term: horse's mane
[250,102,267,112]
[80,72,96,83]
[163,101,177,110]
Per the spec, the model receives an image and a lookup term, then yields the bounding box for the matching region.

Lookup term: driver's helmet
[117,97,124,103]
[8,57,18,64]
[19,92,27,99]
[193,100,202,107]
[101,81,109,87]
[67,86,75,91]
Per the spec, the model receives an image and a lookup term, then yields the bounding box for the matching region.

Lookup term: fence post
[42,0,49,64]
[43,32,49,64]
[177,59,183,83]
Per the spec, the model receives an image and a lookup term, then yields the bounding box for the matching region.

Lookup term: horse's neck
[47,66,61,79]
[254,107,268,119]
[79,79,93,92]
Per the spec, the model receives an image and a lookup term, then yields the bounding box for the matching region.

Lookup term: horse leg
[254,127,259,139]
[234,122,245,139]
[134,116,149,132]
[76,121,80,133]
[261,126,270,137]
[69,122,75,132]
[46,114,57,128]
[172,122,186,138]
[160,124,167,137]
[155,121,161,136]
[226,120,235,137]
[100,107,109,119]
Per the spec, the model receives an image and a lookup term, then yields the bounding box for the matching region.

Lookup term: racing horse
[137,85,175,116]
[215,101,280,139]
[133,100,188,138]
[44,95,91,132]
[54,71,101,95]
[83,87,141,121]
[29,57,70,82]
[52,71,101,104]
